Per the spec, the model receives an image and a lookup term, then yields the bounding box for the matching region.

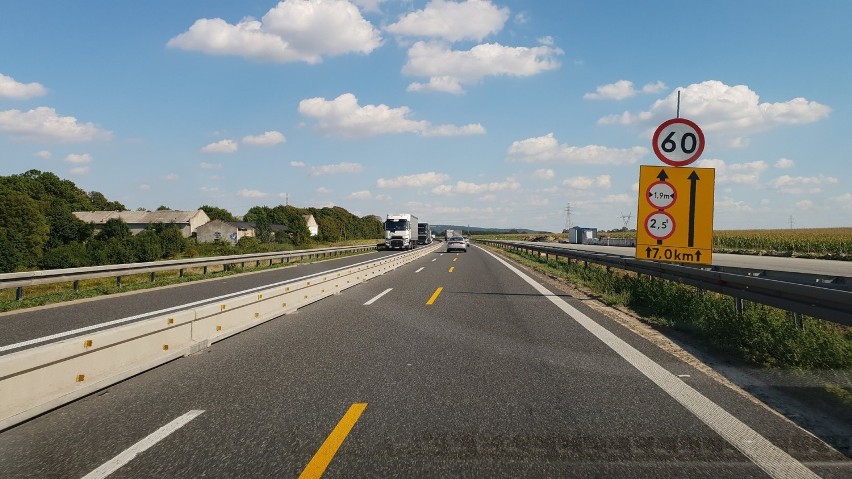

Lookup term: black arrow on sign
[695,250,702,262]
[656,169,669,182]
[688,171,700,247]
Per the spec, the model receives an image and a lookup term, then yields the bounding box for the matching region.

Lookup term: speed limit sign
[652,118,705,167]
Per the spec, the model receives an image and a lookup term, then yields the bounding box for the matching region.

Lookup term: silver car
[446,236,467,252]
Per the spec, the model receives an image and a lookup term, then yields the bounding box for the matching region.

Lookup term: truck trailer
[385,214,419,250]
[417,222,432,245]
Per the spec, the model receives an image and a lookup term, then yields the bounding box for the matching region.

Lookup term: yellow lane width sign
[636,165,715,265]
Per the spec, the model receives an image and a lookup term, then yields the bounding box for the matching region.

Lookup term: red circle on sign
[644,211,676,240]
[645,180,676,210]
[652,118,705,167]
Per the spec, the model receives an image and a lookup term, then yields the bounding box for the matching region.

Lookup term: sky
[1,0,851,231]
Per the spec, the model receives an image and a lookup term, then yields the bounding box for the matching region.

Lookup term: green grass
[0,247,371,313]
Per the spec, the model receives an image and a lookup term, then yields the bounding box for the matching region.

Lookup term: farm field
[597,228,852,260]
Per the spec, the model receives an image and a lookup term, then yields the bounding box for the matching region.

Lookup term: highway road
[1,245,849,477]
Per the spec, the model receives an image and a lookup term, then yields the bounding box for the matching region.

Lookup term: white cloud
[774,158,795,169]
[200,186,219,192]
[64,153,92,164]
[506,133,647,165]
[200,162,223,169]
[431,178,520,196]
[309,161,364,176]
[33,150,51,159]
[421,123,486,137]
[139,184,151,191]
[298,93,483,138]
[0,107,111,142]
[583,80,667,100]
[316,186,332,194]
[386,0,509,42]
[562,175,611,189]
[695,158,768,184]
[377,172,449,188]
[163,173,180,181]
[833,193,852,210]
[242,130,286,146]
[598,81,831,147]
[201,139,238,153]
[795,200,815,210]
[69,166,89,175]
[0,73,47,99]
[769,174,838,194]
[532,169,554,180]
[237,188,268,198]
[601,193,632,204]
[167,0,382,64]
[290,161,306,167]
[716,196,753,213]
[348,190,373,200]
[402,40,562,94]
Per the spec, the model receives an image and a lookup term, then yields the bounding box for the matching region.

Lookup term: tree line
[0,170,383,273]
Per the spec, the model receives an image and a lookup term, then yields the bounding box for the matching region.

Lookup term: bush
[40,242,90,269]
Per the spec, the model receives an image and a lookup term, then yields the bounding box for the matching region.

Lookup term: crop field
[598,228,852,259]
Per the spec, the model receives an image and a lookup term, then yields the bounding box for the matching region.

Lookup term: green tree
[96,218,131,241]
[134,228,164,262]
[158,226,187,258]
[0,189,50,271]
[156,205,171,211]
[89,191,125,211]
[40,242,90,269]
[199,205,237,222]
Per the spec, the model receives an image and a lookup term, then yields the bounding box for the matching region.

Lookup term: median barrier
[0,243,440,430]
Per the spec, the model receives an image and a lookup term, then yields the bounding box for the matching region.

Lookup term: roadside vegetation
[484,242,852,409]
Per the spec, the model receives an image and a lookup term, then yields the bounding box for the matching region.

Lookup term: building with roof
[195,220,255,245]
[73,210,210,238]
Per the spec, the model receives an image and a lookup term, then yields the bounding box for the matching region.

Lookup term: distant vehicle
[464,237,470,246]
[417,222,432,245]
[385,214,418,250]
[446,236,467,253]
[445,229,457,239]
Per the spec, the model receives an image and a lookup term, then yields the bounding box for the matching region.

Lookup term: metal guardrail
[480,240,852,327]
[0,244,377,300]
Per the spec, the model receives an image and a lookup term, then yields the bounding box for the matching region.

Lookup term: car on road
[446,236,467,253]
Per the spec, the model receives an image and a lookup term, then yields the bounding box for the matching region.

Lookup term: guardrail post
[16,287,23,301]
[179,269,184,278]
[150,272,155,282]
[73,280,79,292]
[735,297,744,319]
[203,266,208,275]
[116,276,122,288]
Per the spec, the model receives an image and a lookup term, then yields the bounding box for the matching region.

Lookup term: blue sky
[1,0,850,231]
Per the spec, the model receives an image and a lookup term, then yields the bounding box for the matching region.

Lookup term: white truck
[385,214,419,250]
[445,229,458,239]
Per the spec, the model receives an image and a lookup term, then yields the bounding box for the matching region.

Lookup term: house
[73,210,211,238]
[303,215,319,236]
[195,220,255,245]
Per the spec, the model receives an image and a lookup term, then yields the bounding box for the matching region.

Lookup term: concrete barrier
[0,243,439,430]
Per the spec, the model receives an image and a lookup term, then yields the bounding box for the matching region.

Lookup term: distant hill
[430,224,547,235]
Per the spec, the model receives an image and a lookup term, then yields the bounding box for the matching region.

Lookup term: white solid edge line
[415,267,425,273]
[81,410,204,479]
[481,248,819,479]
[364,288,393,306]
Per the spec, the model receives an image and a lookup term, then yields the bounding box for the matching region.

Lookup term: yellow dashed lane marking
[426,287,443,305]
[299,403,368,479]
[448,267,454,273]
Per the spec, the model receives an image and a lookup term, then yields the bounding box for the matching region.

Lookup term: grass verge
[0,249,368,313]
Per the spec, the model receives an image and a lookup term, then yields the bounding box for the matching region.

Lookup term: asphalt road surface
[1,245,849,478]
